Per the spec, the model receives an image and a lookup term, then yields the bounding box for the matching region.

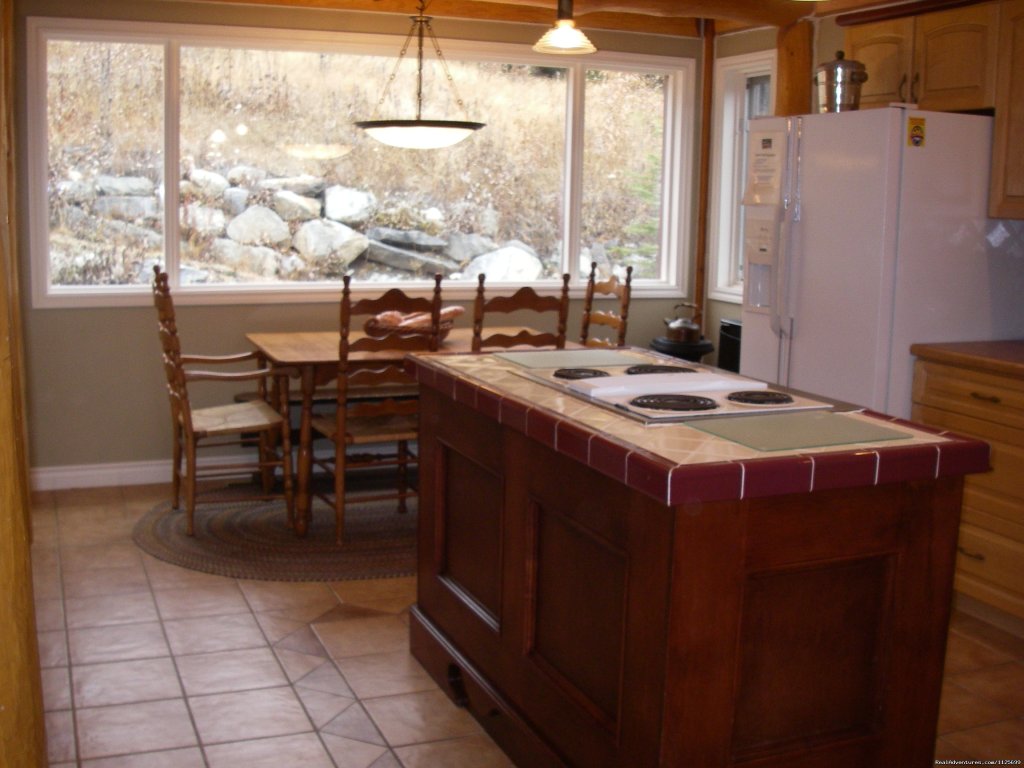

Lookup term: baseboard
[30,444,404,492]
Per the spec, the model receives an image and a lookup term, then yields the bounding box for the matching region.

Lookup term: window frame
[706,48,775,304]
[27,16,695,308]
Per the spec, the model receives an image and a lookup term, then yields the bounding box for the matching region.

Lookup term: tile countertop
[407,351,991,507]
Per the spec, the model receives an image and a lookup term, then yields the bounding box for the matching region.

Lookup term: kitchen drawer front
[913,360,1024,431]
[963,487,1024,541]
[955,524,1024,619]
[912,405,1024,504]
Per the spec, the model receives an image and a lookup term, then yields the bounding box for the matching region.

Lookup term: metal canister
[815,50,868,113]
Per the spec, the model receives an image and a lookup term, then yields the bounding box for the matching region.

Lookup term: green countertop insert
[689,411,911,452]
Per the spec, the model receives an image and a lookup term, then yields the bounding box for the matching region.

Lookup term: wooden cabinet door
[914,3,1000,110]
[990,0,1024,218]
[845,18,914,108]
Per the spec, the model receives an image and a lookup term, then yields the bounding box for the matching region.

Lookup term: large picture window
[28,19,694,306]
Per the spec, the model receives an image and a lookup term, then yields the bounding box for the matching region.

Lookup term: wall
[15,0,697,483]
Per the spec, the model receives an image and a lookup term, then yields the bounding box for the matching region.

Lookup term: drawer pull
[957,546,986,562]
[969,391,1002,404]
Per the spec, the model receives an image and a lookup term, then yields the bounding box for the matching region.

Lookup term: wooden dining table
[246,327,486,535]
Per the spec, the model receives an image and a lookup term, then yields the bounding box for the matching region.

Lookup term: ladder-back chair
[471,272,570,352]
[579,262,633,348]
[311,273,443,544]
[151,266,294,535]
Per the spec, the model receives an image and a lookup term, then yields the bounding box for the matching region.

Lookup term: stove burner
[553,367,611,380]
[625,364,697,375]
[630,394,719,412]
[727,390,795,405]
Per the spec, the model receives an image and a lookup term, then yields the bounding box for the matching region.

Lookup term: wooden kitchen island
[405,350,990,768]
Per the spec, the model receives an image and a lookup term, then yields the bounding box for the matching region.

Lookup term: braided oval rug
[132,491,416,582]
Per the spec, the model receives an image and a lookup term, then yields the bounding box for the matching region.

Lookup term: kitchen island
[405,349,990,768]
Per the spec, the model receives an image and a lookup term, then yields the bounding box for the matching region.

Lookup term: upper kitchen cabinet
[845,3,1000,112]
[990,0,1024,218]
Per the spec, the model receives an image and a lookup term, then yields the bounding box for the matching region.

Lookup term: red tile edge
[626,450,673,502]
[809,450,878,492]
[669,462,743,505]
[740,455,814,499]
[589,434,630,484]
[876,445,940,485]
[937,438,990,477]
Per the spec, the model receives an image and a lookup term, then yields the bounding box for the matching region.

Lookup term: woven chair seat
[312,412,418,445]
[192,400,286,437]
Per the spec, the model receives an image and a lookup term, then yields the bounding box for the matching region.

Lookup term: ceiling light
[533,0,597,55]
[355,0,484,150]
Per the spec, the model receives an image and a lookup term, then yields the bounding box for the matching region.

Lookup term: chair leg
[184,440,198,537]
[334,441,346,545]
[258,432,274,494]
[280,423,295,529]
[172,429,183,510]
[397,440,409,515]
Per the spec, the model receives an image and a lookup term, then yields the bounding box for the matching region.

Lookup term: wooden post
[0,0,47,765]
[691,18,714,333]
[776,19,815,116]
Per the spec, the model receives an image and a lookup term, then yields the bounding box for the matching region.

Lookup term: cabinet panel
[914,3,1000,110]
[843,4,998,112]
[845,19,914,107]
[957,524,1024,598]
[990,0,1024,217]
[912,360,1024,432]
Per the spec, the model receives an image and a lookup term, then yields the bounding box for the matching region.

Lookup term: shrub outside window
[27,18,695,306]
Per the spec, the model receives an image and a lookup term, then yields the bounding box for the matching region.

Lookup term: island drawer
[955,524,1024,617]
[912,360,1024,430]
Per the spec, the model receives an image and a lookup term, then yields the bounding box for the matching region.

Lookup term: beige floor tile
[164,612,267,655]
[295,662,354,697]
[394,734,516,768]
[143,555,238,591]
[334,650,437,699]
[204,732,335,768]
[154,583,251,620]
[275,624,331,657]
[938,680,1014,734]
[296,687,358,728]
[59,519,137,548]
[34,597,66,631]
[363,689,482,747]
[952,661,1024,715]
[63,563,151,599]
[942,718,1024,761]
[75,698,197,760]
[45,709,76,764]
[314,615,409,660]
[329,577,416,614]
[176,647,288,696]
[188,686,313,745]
[60,543,143,573]
[80,746,205,767]
[37,629,69,668]
[318,733,390,768]
[275,647,330,683]
[65,592,160,629]
[934,736,976,762]
[944,631,1016,675]
[238,580,339,614]
[320,702,386,746]
[41,666,72,711]
[254,611,310,644]
[68,621,170,665]
[73,657,182,707]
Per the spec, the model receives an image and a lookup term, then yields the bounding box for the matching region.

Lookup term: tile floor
[31,484,1024,766]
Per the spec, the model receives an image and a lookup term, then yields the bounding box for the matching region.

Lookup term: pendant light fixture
[533,0,597,55]
[355,0,484,150]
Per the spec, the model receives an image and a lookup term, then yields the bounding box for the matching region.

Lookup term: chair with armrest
[151,266,294,536]
[579,261,632,348]
[311,273,443,544]
[471,272,570,352]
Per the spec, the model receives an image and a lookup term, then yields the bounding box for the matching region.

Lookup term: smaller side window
[707,50,775,303]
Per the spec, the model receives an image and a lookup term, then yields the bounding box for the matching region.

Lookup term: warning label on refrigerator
[907,117,926,148]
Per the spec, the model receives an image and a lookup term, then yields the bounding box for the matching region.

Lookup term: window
[707,49,775,303]
[27,18,694,306]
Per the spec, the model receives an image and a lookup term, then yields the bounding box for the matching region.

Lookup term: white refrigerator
[738,107,1024,419]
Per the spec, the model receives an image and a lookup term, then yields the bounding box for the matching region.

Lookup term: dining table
[247,327,530,535]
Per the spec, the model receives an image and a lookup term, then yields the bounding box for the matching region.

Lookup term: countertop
[911,339,1024,379]
[408,349,990,507]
